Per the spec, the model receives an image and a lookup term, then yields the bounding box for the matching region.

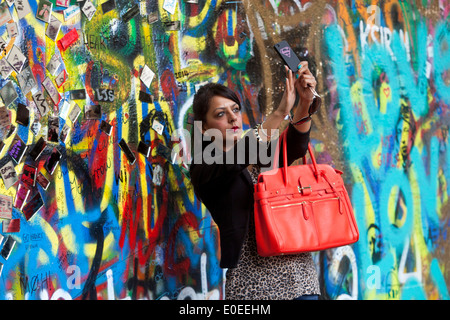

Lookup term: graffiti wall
[0,0,448,300]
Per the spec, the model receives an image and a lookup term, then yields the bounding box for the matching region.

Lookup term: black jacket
[189,123,311,268]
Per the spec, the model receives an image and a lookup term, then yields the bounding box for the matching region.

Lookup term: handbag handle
[275,130,320,186]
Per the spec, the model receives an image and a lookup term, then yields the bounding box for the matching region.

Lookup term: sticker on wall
[100,120,112,135]
[6,22,18,39]
[6,45,26,73]
[45,147,62,175]
[85,104,102,120]
[68,103,81,123]
[0,106,10,131]
[0,194,13,219]
[82,1,96,21]
[0,160,18,190]
[36,0,53,23]
[70,89,86,100]
[14,183,30,210]
[59,100,71,119]
[59,123,70,143]
[42,77,61,105]
[30,120,41,136]
[36,172,50,190]
[3,219,20,233]
[21,164,36,187]
[47,116,60,143]
[0,2,13,26]
[55,69,68,88]
[22,192,44,220]
[46,15,62,41]
[8,135,28,164]
[63,5,79,21]
[17,65,38,95]
[137,141,151,157]
[163,0,177,15]
[139,91,153,103]
[5,124,15,139]
[118,139,136,165]
[0,235,16,259]
[58,28,79,51]
[148,12,158,24]
[152,164,163,186]
[140,64,155,89]
[29,137,47,161]
[15,103,29,127]
[101,0,115,14]
[14,0,32,20]
[152,119,164,135]
[0,81,18,107]
[164,20,180,31]
[122,4,139,23]
[47,53,62,76]
[0,35,6,54]
[56,0,70,8]
[0,57,13,79]
[33,91,50,117]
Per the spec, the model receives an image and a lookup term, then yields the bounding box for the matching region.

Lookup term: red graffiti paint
[85,60,97,103]
[160,69,179,103]
[164,211,201,276]
[89,120,109,189]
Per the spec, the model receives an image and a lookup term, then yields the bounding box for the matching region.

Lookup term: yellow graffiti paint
[60,224,78,255]
[132,53,151,238]
[40,219,59,257]
[387,185,407,228]
[350,163,377,233]
[54,165,69,219]
[182,35,206,53]
[187,0,224,29]
[37,248,50,265]
[372,141,382,170]
[84,231,115,258]
[211,8,240,57]
[100,113,115,214]
[379,82,391,114]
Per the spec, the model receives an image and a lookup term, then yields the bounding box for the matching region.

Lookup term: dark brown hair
[192,83,241,123]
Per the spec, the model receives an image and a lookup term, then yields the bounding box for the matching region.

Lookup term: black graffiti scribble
[81,209,106,300]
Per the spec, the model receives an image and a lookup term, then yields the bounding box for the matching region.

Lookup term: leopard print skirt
[224,166,320,300]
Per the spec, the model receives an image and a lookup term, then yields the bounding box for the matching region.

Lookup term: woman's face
[202,95,243,149]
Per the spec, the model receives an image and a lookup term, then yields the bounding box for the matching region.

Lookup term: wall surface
[0,0,448,300]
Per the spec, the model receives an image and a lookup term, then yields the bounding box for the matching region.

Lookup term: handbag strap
[273,129,320,186]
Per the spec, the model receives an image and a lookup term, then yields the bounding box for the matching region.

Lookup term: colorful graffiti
[0,0,448,300]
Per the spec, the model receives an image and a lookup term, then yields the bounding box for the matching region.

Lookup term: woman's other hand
[276,65,297,118]
[295,61,316,106]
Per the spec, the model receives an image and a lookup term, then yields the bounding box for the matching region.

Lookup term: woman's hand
[259,62,317,138]
[294,61,317,107]
[275,65,297,118]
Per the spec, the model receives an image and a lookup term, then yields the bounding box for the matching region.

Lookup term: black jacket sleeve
[190,123,311,191]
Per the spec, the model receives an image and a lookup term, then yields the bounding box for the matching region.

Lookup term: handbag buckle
[298,186,312,195]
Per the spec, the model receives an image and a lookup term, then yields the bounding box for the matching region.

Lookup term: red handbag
[254,130,359,256]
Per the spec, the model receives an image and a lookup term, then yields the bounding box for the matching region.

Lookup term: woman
[189,62,320,300]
